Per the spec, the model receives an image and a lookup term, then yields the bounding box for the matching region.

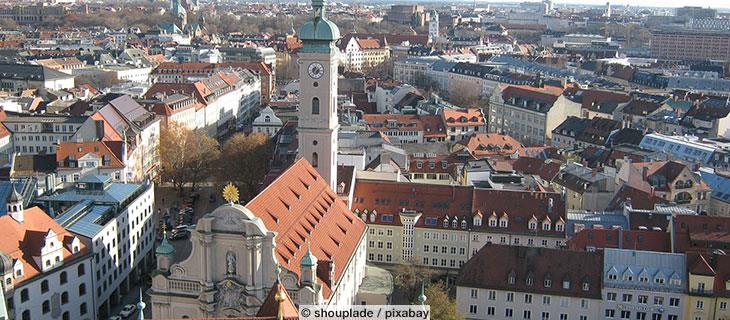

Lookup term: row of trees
[159,124,270,202]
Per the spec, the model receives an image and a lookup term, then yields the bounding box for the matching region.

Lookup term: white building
[3,111,87,155]
[252,106,283,137]
[48,175,156,318]
[0,191,95,320]
[456,244,603,320]
[84,95,161,182]
[602,249,686,320]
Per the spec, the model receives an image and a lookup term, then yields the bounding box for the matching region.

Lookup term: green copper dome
[300,245,317,267]
[156,232,175,256]
[299,0,340,42]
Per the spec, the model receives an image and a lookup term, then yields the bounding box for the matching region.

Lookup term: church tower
[298,0,340,189]
[428,10,439,43]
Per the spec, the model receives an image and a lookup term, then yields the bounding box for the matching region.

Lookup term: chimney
[669,214,676,253]
[547,198,553,213]
[618,228,623,249]
[95,120,105,140]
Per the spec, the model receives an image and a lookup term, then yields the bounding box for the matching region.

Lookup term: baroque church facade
[149,1,368,317]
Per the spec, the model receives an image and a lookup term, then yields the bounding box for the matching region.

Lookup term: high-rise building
[650,29,730,62]
[675,6,717,19]
[297,0,340,189]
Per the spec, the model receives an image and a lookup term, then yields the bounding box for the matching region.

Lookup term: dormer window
[473,217,482,226]
[461,220,467,229]
[556,223,564,232]
[489,216,497,227]
[443,219,449,228]
[452,220,458,229]
[526,273,534,286]
[582,281,590,291]
[563,279,571,289]
[544,275,552,288]
[499,216,508,228]
[542,222,551,231]
[508,270,516,284]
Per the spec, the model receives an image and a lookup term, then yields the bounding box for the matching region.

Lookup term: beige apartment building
[489,83,581,146]
[352,180,567,271]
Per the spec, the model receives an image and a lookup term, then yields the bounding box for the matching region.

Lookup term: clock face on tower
[307,62,324,79]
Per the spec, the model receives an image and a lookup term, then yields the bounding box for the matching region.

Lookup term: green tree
[215,133,271,201]
[425,281,463,320]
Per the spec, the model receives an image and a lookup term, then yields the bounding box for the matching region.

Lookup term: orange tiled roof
[90,112,123,141]
[56,141,124,169]
[442,108,486,127]
[455,133,524,158]
[256,282,298,318]
[246,159,367,299]
[356,38,383,50]
[0,207,88,284]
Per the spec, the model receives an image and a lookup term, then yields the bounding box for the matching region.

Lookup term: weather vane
[222,183,239,205]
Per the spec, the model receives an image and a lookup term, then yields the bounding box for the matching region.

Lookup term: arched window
[312,152,318,167]
[264,115,271,123]
[77,263,85,276]
[22,310,30,320]
[312,97,320,115]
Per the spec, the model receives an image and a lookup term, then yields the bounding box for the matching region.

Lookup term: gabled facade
[0,203,93,320]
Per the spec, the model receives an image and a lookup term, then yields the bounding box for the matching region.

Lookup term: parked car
[108,316,122,320]
[119,304,137,318]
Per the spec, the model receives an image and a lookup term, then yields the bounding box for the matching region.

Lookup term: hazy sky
[488,0,728,9]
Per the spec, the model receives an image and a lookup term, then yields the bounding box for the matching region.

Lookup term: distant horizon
[479,0,729,10]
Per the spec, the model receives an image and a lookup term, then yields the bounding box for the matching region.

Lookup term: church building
[149,3,367,315]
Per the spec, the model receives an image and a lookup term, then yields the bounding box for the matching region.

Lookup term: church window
[312,97,320,115]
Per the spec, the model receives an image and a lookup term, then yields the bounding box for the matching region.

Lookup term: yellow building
[685,252,730,320]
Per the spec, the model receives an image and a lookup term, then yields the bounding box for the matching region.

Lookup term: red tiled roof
[607,185,667,211]
[513,157,561,181]
[419,115,447,138]
[501,84,564,104]
[351,181,565,237]
[0,207,89,284]
[246,159,367,299]
[457,244,603,299]
[621,99,662,116]
[577,89,630,111]
[566,229,671,252]
[673,215,730,253]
